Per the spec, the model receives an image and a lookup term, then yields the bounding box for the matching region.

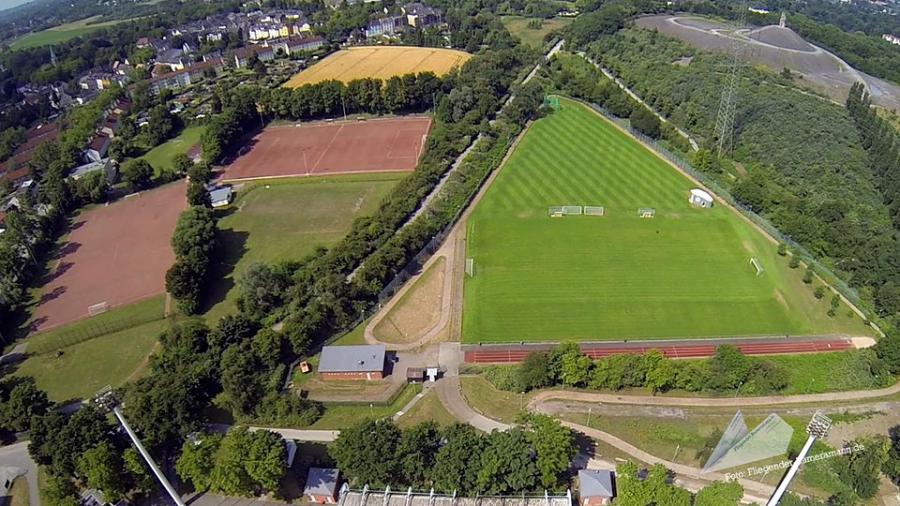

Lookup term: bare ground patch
[373,257,446,344]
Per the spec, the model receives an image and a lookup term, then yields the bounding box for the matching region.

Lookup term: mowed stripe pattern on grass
[463,100,813,342]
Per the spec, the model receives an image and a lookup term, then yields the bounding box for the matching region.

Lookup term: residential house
[286,35,325,54]
[233,45,275,68]
[303,468,340,504]
[149,58,225,94]
[156,49,187,71]
[578,470,615,506]
[100,116,120,138]
[366,15,406,38]
[208,185,233,207]
[78,72,126,91]
[84,135,111,163]
[402,2,442,28]
[69,158,118,182]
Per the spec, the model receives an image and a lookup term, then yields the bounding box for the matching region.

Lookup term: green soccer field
[462,99,869,342]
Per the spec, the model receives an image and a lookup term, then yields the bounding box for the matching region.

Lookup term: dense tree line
[165,206,217,314]
[560,24,900,323]
[176,428,287,497]
[845,83,900,316]
[330,417,577,493]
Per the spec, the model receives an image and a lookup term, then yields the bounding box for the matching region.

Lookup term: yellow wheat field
[284,46,472,87]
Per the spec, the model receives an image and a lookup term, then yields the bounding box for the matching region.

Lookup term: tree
[187,180,211,207]
[630,106,661,139]
[874,333,900,374]
[243,429,287,492]
[835,436,889,499]
[694,481,743,506]
[396,422,442,487]
[121,159,153,190]
[77,442,129,503]
[433,424,484,494]
[803,267,814,284]
[706,345,751,391]
[2,379,50,432]
[220,342,266,416]
[173,153,195,175]
[176,432,223,491]
[517,351,553,391]
[476,429,540,495]
[814,286,826,299]
[330,419,401,487]
[520,414,576,488]
[124,447,155,494]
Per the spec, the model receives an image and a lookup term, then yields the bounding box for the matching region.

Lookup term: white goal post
[88,301,110,316]
[750,257,764,276]
[465,258,475,277]
[584,206,605,216]
[638,208,656,218]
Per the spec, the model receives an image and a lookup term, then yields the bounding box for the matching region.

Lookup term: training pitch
[283,46,471,87]
[222,117,431,181]
[31,182,186,333]
[462,100,863,342]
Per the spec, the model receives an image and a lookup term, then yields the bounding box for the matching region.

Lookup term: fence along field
[461,99,869,343]
[283,46,472,87]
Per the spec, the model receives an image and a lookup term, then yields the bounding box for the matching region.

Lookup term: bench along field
[462,99,870,342]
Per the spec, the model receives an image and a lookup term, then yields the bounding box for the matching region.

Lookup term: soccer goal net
[548,206,583,217]
[88,301,109,316]
[584,206,605,216]
[638,208,656,218]
[465,258,475,277]
[750,257,764,276]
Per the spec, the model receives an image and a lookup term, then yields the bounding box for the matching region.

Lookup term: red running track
[464,339,854,363]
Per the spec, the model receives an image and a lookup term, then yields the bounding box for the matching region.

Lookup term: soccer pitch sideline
[461,99,867,343]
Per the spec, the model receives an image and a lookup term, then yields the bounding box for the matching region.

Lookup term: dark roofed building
[318,344,386,381]
[578,469,615,506]
[303,468,340,504]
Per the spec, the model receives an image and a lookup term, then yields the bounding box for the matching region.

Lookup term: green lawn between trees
[462,99,871,342]
[500,16,573,48]
[138,126,205,176]
[203,174,404,323]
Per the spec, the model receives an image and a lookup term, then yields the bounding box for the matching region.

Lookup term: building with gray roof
[318,344,386,380]
[578,469,615,506]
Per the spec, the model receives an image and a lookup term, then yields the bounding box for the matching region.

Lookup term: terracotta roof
[89,135,110,151]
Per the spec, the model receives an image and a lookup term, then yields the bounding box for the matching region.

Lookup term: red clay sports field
[30,182,186,333]
[463,336,856,363]
[222,116,432,181]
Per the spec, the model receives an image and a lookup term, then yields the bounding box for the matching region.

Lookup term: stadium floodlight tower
[766,412,832,506]
[94,387,186,506]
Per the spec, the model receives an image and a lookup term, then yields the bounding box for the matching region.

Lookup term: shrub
[814,286,826,299]
[788,256,800,269]
[483,365,523,392]
[777,243,787,256]
[803,267,814,284]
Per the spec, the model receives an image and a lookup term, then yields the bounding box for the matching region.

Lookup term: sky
[0,0,35,12]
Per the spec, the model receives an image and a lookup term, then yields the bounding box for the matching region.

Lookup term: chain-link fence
[29,311,167,354]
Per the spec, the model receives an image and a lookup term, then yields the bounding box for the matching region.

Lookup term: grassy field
[284,46,471,87]
[10,16,133,49]
[500,16,573,48]
[563,412,847,499]
[203,174,403,322]
[310,383,422,429]
[397,389,456,428]
[15,319,164,402]
[462,99,871,342]
[26,295,165,354]
[139,126,205,176]
[459,375,529,423]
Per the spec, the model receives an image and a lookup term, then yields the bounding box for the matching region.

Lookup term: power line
[713,0,749,156]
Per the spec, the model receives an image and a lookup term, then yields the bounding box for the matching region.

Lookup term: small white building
[689,188,714,208]
[208,186,233,208]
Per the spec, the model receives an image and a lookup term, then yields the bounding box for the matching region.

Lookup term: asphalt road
[0,442,39,506]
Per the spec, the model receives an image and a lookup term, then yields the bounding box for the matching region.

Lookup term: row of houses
[365,3,443,38]
[149,35,325,94]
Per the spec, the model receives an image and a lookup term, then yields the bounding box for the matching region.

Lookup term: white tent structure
[689,188,714,208]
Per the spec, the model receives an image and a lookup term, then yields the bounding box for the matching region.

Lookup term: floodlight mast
[94,388,185,506]
[766,412,832,506]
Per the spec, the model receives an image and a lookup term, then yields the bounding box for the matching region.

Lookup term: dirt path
[528,380,900,410]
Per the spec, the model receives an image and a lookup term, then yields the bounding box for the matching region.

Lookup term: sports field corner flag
[702,410,793,473]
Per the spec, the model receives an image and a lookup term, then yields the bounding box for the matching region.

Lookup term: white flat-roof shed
[689,188,714,208]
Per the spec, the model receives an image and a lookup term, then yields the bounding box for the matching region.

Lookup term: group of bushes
[487,343,795,395]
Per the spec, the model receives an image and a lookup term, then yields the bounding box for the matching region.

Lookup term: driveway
[0,442,39,506]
